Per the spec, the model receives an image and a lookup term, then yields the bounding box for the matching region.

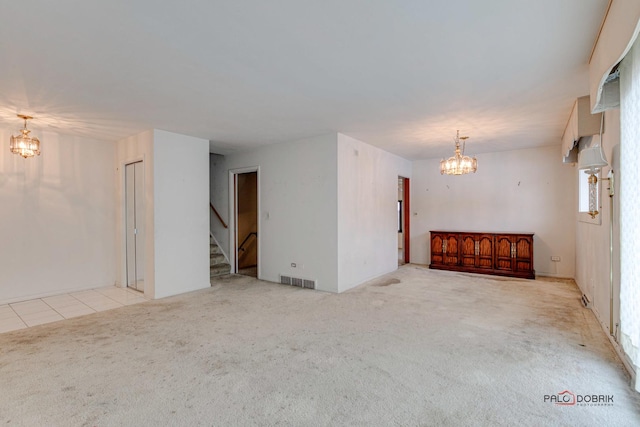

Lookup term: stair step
[210,261,230,269]
[210,262,231,277]
[209,236,229,278]
[210,253,226,263]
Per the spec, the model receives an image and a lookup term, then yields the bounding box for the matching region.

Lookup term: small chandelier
[10,114,41,159]
[440,130,477,175]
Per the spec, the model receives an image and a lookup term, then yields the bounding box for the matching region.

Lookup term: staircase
[210,237,231,279]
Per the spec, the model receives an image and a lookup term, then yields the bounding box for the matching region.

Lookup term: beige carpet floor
[1,265,639,426]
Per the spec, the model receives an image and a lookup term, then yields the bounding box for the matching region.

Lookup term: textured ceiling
[0,1,607,160]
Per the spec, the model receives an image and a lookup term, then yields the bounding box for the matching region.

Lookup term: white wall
[410,145,576,277]
[337,134,411,292]
[116,129,210,299]
[211,134,339,292]
[153,130,210,298]
[574,109,620,333]
[0,129,117,304]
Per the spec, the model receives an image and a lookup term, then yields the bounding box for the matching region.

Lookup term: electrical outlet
[551,256,561,262]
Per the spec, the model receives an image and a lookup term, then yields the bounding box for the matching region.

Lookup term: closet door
[125,162,145,292]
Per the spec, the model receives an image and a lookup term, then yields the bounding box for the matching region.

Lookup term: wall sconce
[10,114,41,158]
[578,145,608,218]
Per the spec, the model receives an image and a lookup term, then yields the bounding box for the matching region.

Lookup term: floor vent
[280,275,316,289]
[280,276,292,285]
[581,294,592,309]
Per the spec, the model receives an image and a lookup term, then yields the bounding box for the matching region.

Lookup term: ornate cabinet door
[494,235,515,273]
[443,234,459,266]
[476,234,494,270]
[460,233,493,270]
[430,233,444,266]
[514,235,534,274]
[459,234,477,268]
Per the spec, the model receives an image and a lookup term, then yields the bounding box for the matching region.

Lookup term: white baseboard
[588,305,636,387]
[0,281,117,305]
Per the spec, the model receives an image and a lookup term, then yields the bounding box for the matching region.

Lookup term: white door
[125,162,145,292]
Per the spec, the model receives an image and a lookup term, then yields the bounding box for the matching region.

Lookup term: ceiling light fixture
[440,130,477,175]
[10,114,41,159]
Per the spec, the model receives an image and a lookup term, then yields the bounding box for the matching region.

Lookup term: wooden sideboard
[429,231,535,279]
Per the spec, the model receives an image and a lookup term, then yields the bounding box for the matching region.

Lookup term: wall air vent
[280,275,316,290]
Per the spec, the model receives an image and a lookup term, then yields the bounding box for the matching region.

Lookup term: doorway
[398,176,410,265]
[125,161,145,292]
[234,171,258,277]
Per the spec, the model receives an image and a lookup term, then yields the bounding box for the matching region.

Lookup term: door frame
[125,162,141,291]
[228,166,261,278]
[402,177,410,263]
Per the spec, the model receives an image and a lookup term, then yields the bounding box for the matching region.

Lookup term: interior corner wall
[336,133,412,293]
[410,145,576,278]
[0,128,117,304]
[152,130,210,299]
[116,129,209,300]
[212,134,339,292]
[574,109,620,334]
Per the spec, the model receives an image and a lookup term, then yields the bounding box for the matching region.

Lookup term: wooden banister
[238,232,257,252]
[210,203,228,229]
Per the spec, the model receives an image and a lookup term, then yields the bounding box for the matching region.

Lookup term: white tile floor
[0,286,147,334]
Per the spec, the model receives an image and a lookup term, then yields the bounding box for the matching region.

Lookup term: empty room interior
[2,1,640,425]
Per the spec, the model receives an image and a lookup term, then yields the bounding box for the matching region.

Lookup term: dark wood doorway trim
[403,177,410,263]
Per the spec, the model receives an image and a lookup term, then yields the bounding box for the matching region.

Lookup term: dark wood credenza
[429,231,535,279]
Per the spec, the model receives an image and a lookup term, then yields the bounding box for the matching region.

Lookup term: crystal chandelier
[10,115,41,159]
[440,130,477,175]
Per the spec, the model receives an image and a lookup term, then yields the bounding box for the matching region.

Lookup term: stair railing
[238,232,257,252]
[210,202,228,229]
